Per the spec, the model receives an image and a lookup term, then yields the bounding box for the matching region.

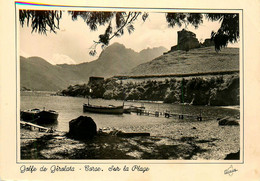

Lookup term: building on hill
[177,29,198,45]
[171,29,201,52]
[168,29,214,53]
[88,76,104,84]
[202,38,215,47]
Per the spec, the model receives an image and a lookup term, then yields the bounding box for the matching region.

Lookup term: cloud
[20,49,31,58]
[50,54,77,65]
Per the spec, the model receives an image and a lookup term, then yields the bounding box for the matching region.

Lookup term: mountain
[20,56,85,91]
[20,43,168,91]
[139,46,169,64]
[58,43,168,77]
[129,47,239,76]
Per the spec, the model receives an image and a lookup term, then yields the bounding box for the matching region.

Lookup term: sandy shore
[20,116,240,160]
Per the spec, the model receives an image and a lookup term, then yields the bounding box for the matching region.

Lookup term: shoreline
[220,105,240,111]
[21,90,240,108]
[20,116,240,160]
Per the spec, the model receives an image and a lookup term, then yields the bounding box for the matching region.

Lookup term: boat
[37,110,59,123]
[83,103,124,114]
[20,108,41,121]
[20,108,58,123]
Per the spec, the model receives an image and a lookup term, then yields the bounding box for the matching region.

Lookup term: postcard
[0,0,259,180]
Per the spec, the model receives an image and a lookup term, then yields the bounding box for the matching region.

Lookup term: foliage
[61,84,89,97]
[19,10,149,55]
[19,10,62,34]
[88,80,105,98]
[59,75,239,106]
[207,13,239,52]
[166,13,203,28]
[166,13,239,52]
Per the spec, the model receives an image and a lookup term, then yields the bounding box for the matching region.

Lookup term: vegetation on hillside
[58,75,239,106]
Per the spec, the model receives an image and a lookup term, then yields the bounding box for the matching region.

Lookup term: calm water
[20,91,239,132]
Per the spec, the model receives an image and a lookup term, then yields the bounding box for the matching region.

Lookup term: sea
[20,91,240,133]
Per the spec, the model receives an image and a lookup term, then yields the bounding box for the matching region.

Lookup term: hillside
[129,47,239,76]
[57,45,240,106]
[20,43,167,91]
[20,56,85,91]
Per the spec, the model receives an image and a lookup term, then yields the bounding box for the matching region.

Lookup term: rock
[69,116,97,139]
[224,150,240,160]
[218,117,239,126]
[209,77,239,106]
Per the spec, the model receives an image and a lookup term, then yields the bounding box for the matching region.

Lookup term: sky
[19,11,238,65]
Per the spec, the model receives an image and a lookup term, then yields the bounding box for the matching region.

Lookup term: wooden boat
[37,110,59,123]
[83,103,124,114]
[20,108,58,123]
[20,108,41,121]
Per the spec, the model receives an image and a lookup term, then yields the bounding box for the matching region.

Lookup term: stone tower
[171,29,201,51]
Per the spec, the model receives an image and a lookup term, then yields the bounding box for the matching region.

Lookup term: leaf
[115,12,125,28]
[127,24,135,34]
[142,12,149,22]
[89,50,97,56]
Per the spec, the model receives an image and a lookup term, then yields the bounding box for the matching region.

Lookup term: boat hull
[20,109,40,121]
[83,104,124,114]
[37,111,59,123]
[20,109,58,123]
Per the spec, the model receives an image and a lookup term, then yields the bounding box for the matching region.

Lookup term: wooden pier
[136,109,204,121]
[20,121,55,133]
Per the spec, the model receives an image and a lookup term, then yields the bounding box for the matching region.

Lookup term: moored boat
[83,104,124,114]
[20,108,58,123]
[37,110,59,123]
[20,108,41,121]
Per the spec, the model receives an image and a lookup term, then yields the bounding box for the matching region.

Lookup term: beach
[20,116,240,160]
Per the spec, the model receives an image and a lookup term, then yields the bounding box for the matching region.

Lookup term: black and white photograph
[18,8,242,161]
[2,0,260,180]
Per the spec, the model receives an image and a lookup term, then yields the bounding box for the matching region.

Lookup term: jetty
[20,121,55,133]
[135,109,205,121]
